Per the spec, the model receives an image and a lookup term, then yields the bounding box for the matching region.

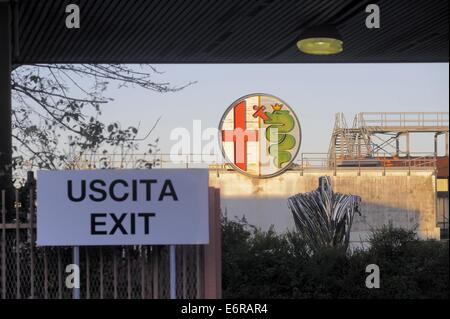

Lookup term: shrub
[221,217,449,299]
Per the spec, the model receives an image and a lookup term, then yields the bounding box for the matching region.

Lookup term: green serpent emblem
[263,108,296,168]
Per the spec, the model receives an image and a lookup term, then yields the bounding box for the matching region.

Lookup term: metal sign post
[169,245,176,299]
[72,246,80,299]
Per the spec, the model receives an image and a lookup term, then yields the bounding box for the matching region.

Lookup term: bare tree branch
[11,64,194,184]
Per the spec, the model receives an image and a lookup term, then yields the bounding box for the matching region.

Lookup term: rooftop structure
[327,112,449,172]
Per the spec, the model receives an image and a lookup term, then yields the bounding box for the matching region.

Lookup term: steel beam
[434,133,439,158]
[0,2,12,195]
[395,133,401,156]
[406,132,410,158]
[445,132,449,157]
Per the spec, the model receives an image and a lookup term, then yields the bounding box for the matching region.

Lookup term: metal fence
[0,187,221,299]
[65,152,440,172]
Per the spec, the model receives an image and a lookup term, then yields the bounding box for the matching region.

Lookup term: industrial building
[211,111,449,242]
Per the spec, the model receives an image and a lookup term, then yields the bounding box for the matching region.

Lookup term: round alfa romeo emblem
[219,93,301,178]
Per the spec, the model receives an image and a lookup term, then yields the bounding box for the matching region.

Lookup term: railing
[334,112,349,131]
[299,152,437,171]
[67,153,224,170]
[68,152,439,172]
[355,112,449,129]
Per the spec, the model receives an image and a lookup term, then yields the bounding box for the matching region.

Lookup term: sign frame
[36,168,210,246]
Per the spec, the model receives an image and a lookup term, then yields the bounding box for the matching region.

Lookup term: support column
[204,187,222,299]
[0,2,13,194]
[445,131,449,157]
[395,133,401,157]
[434,133,439,159]
[406,132,410,158]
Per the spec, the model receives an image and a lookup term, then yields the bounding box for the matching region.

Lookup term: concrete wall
[209,168,440,243]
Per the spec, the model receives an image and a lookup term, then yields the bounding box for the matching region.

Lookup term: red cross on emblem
[221,101,259,171]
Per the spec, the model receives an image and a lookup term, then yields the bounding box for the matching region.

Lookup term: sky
[100,63,449,157]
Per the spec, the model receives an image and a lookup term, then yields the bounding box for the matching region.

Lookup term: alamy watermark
[365,264,380,289]
[65,263,80,289]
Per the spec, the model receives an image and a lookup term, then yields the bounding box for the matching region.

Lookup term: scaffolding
[328,112,449,167]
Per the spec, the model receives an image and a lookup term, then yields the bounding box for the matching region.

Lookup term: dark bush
[222,217,449,299]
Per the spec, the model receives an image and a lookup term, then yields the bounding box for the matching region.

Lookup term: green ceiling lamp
[297,25,343,55]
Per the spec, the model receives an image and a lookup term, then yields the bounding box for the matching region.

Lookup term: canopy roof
[11,0,449,64]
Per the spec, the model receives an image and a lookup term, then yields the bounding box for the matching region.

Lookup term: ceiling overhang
[6,0,450,64]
